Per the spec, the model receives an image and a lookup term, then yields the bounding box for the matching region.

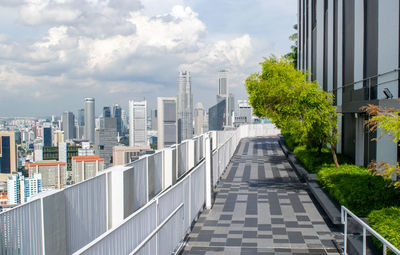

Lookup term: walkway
[181,137,342,255]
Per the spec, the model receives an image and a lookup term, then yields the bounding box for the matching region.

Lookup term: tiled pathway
[181,137,342,255]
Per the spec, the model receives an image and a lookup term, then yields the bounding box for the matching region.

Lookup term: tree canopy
[245,56,339,167]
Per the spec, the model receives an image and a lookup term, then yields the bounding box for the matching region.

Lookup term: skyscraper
[42,126,52,147]
[62,111,75,140]
[84,98,95,143]
[157,97,177,149]
[77,108,85,126]
[112,104,122,135]
[209,99,226,131]
[0,131,17,182]
[194,102,204,136]
[129,100,147,147]
[103,106,111,118]
[95,117,117,168]
[177,71,193,143]
[217,70,233,126]
[151,109,158,131]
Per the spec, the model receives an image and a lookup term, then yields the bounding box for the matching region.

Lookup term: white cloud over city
[0,0,297,116]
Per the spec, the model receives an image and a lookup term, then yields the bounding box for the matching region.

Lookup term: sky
[0,0,297,117]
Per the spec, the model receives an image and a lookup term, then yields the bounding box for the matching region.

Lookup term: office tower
[42,126,52,147]
[0,131,17,182]
[151,109,158,131]
[71,155,104,183]
[77,108,85,126]
[217,70,233,126]
[7,172,42,204]
[157,97,177,149]
[103,106,111,118]
[76,108,85,139]
[62,111,75,140]
[209,99,226,131]
[234,100,253,127]
[112,104,123,135]
[121,109,128,133]
[27,161,67,189]
[52,130,64,146]
[297,0,399,166]
[129,100,147,147]
[84,98,95,143]
[203,111,209,133]
[177,71,193,143]
[34,143,43,162]
[194,102,204,135]
[95,117,117,168]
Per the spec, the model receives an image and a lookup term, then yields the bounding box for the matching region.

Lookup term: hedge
[368,207,400,254]
[294,145,352,173]
[317,164,400,217]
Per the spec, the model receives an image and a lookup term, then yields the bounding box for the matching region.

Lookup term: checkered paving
[181,137,343,255]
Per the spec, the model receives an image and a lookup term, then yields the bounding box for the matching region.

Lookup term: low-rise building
[71,155,104,184]
[112,146,152,166]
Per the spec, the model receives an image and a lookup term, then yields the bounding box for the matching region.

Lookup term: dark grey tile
[243,231,257,238]
[244,218,258,227]
[285,221,299,228]
[288,231,305,243]
[271,218,284,224]
[296,215,310,221]
[258,224,271,231]
[272,227,286,235]
[219,214,233,220]
[273,239,290,244]
[226,238,242,246]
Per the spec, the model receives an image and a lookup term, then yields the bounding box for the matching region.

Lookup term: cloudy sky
[0,0,297,117]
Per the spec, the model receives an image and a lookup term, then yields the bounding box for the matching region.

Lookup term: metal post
[344,211,348,255]
[205,135,212,209]
[363,227,366,255]
[156,198,159,255]
[383,244,387,255]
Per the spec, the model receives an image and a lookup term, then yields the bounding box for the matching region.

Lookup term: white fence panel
[0,199,42,255]
[132,158,148,211]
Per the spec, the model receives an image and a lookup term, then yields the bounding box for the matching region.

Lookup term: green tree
[284,24,298,69]
[245,56,340,167]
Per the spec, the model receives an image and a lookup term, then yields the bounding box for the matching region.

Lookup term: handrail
[331,68,400,92]
[341,206,400,255]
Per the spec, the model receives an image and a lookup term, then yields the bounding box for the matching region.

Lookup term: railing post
[363,227,366,255]
[156,198,159,255]
[383,244,387,255]
[205,134,212,209]
[344,211,348,255]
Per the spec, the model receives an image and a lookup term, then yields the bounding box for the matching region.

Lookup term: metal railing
[0,123,280,255]
[341,206,400,255]
[330,68,399,102]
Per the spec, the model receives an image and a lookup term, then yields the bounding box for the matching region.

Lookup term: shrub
[318,165,400,216]
[368,207,400,254]
[294,145,352,173]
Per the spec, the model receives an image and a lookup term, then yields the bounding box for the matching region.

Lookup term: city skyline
[0,0,296,117]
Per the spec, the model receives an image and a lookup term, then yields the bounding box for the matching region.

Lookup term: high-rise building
[42,126,52,147]
[71,155,104,184]
[194,102,204,136]
[52,130,64,146]
[157,97,177,149]
[95,117,117,168]
[297,0,399,166]
[217,70,233,126]
[0,131,17,182]
[121,109,128,133]
[84,98,95,143]
[177,71,193,143]
[77,108,85,126]
[234,100,253,127]
[62,111,75,140]
[151,109,158,131]
[7,172,42,204]
[112,104,123,135]
[129,100,147,147]
[27,161,67,189]
[209,99,226,131]
[103,107,111,118]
